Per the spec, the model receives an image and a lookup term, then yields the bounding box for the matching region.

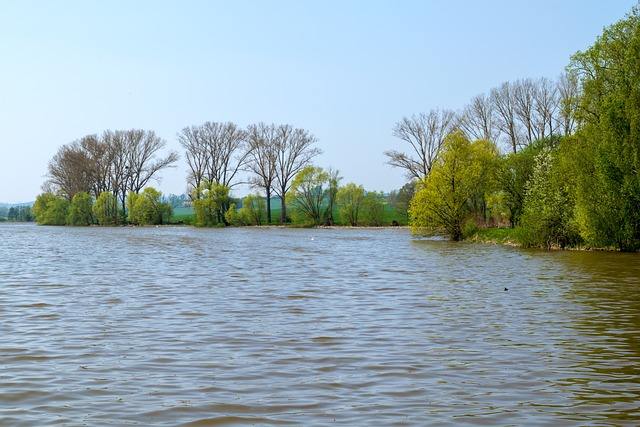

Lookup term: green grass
[467,227,520,246]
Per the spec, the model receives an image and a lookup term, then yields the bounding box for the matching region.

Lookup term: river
[0,223,638,426]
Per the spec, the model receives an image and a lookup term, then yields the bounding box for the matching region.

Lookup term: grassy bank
[466,228,520,246]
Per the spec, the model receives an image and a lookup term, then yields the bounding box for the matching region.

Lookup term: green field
[170,203,409,227]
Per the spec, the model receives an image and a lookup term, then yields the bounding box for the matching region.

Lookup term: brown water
[0,223,639,426]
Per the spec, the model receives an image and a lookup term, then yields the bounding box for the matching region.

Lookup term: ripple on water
[0,225,639,426]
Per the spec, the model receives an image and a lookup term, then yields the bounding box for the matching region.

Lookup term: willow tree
[568,4,640,251]
[409,131,499,241]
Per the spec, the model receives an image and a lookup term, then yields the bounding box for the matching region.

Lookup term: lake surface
[0,223,639,426]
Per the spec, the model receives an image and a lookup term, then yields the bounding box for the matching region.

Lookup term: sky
[0,0,636,203]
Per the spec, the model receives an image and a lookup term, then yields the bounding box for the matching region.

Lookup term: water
[0,223,639,426]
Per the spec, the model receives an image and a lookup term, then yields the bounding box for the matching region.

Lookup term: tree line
[35,120,409,227]
[0,205,33,222]
[389,4,640,251]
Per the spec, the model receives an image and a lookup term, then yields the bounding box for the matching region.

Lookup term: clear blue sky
[0,0,636,203]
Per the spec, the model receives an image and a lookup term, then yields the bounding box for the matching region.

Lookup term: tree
[361,191,385,226]
[45,129,178,220]
[93,191,118,226]
[67,192,94,226]
[567,4,640,251]
[131,187,172,225]
[557,71,579,136]
[518,147,579,249]
[245,122,278,223]
[238,193,267,226]
[178,121,248,194]
[458,93,499,142]
[491,81,521,154]
[288,166,333,225]
[336,183,366,226]
[388,181,415,224]
[409,131,497,241]
[33,193,69,225]
[385,109,456,180]
[192,181,231,227]
[273,124,322,223]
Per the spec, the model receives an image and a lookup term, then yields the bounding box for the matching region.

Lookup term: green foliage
[5,205,33,222]
[336,183,365,226]
[361,191,385,226]
[238,193,266,226]
[67,192,94,225]
[410,131,499,241]
[130,187,173,225]
[567,5,640,250]
[387,181,415,223]
[191,181,231,227]
[288,166,338,225]
[518,148,580,249]
[93,191,118,225]
[33,192,69,225]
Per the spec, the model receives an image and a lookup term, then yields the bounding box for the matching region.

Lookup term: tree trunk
[266,187,272,224]
[280,195,287,223]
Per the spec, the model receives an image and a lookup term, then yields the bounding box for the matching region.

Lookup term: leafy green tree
[336,183,366,226]
[238,193,266,226]
[131,187,172,225]
[362,191,385,226]
[288,166,335,225]
[224,203,241,226]
[409,131,498,240]
[388,181,415,224]
[518,147,580,248]
[192,181,231,227]
[93,191,118,225]
[567,5,640,250]
[67,192,94,225]
[466,138,500,224]
[33,193,69,225]
[126,191,140,224]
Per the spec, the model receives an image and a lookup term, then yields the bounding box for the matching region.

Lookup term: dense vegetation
[29,5,640,251]
[398,5,640,251]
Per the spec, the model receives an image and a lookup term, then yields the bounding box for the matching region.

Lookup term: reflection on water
[0,223,639,426]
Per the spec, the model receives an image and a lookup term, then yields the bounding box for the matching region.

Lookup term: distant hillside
[0,201,34,207]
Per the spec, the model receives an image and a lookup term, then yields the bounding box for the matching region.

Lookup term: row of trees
[385,73,578,183]
[44,129,179,223]
[0,205,33,222]
[396,4,640,251]
[188,169,401,228]
[178,121,321,224]
[33,188,173,226]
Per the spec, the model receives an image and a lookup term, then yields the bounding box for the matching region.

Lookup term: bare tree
[458,93,499,142]
[45,129,178,220]
[45,138,95,200]
[273,124,322,223]
[178,122,248,198]
[125,129,179,195]
[384,109,456,180]
[201,122,248,188]
[177,125,209,195]
[245,122,278,223]
[491,81,521,154]
[534,76,560,140]
[513,78,538,145]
